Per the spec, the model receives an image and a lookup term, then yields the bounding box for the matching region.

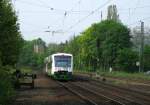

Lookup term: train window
[54,56,71,67]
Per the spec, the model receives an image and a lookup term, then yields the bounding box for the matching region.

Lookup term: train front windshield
[54,56,71,67]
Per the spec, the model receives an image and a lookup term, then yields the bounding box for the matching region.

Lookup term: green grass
[75,70,150,81]
[97,71,150,81]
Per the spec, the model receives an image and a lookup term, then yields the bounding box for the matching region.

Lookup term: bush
[144,45,150,71]
[0,67,15,105]
[115,48,138,72]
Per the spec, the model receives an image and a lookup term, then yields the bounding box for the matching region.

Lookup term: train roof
[44,53,73,63]
[52,53,73,57]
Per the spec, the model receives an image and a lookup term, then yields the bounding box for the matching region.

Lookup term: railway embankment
[74,71,150,94]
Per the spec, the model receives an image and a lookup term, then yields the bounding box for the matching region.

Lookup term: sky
[12,0,150,44]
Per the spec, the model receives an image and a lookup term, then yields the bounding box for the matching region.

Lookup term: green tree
[100,20,131,69]
[64,36,82,70]
[107,5,120,22]
[0,0,23,104]
[18,39,46,69]
[115,48,138,72]
[80,20,132,70]
[0,0,23,66]
[63,20,132,72]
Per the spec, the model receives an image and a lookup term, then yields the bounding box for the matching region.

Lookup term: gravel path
[13,73,85,105]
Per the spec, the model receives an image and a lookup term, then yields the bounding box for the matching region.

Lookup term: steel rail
[70,82,126,105]
[58,81,126,105]
[57,82,98,105]
[89,80,150,105]
[77,81,142,105]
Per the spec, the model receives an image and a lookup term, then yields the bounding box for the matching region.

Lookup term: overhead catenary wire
[118,5,150,11]
[62,0,82,32]
[67,0,82,15]
[69,0,82,12]
[46,0,112,35]
[131,0,141,15]
[47,0,83,36]
[128,16,150,26]
[65,0,113,32]
[15,0,66,12]
[36,0,50,8]
[15,0,150,15]
[129,0,140,25]
[16,0,86,15]
[14,0,150,38]
[24,16,150,36]
[16,0,50,8]
[34,0,64,12]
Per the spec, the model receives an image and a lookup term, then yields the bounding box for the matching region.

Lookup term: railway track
[75,81,149,105]
[75,74,150,104]
[93,78,150,96]
[75,73,150,95]
[58,81,136,105]
[88,80,150,105]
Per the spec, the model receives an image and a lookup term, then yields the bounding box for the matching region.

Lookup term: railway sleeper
[104,100,125,105]
[126,102,143,105]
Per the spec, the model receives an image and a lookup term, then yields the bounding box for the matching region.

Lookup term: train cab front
[54,70,72,81]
